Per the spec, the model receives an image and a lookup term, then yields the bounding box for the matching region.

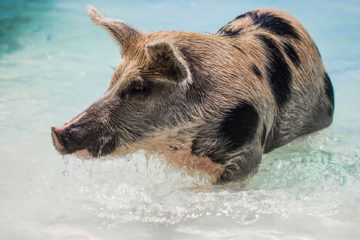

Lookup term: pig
[51,5,334,184]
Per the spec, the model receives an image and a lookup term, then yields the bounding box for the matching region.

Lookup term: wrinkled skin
[52,54,191,158]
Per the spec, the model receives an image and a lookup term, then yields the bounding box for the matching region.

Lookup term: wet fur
[52,7,334,184]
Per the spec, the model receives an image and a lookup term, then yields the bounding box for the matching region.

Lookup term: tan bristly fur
[51,5,333,184]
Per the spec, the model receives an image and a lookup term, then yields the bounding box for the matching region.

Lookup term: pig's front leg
[215,143,263,184]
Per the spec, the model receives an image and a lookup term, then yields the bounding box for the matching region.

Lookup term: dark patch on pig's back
[217,11,300,40]
[283,42,300,67]
[257,33,292,107]
[250,12,300,40]
[219,101,259,152]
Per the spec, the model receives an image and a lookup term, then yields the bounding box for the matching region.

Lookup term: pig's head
[51,5,201,159]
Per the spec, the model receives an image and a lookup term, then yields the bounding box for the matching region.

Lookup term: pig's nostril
[51,127,66,154]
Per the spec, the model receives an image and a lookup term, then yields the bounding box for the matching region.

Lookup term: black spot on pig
[324,72,334,108]
[251,12,300,40]
[283,42,300,67]
[257,33,292,107]
[219,101,259,152]
[219,11,300,41]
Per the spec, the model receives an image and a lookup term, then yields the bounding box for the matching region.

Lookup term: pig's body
[51,6,334,183]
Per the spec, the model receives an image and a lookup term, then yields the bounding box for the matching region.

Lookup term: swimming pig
[51,5,334,183]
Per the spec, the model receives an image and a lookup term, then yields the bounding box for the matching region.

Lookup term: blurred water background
[0,0,360,239]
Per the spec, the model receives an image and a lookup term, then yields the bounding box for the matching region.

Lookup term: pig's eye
[129,81,144,94]
[120,79,150,101]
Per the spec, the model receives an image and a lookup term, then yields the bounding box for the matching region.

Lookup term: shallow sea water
[1,0,360,239]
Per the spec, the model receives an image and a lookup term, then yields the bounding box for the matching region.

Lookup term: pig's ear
[87,5,140,49]
[146,41,192,86]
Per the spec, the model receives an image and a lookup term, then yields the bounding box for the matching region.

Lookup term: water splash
[81,159,94,177]
[62,156,70,176]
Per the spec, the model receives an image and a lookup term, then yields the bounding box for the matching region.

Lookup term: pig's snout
[51,111,117,158]
[51,124,85,156]
[51,126,67,155]
[51,112,88,155]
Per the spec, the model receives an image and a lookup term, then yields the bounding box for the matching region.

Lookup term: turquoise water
[1,0,360,239]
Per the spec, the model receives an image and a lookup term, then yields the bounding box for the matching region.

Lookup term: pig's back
[216,9,334,153]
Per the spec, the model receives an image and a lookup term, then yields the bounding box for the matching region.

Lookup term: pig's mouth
[51,123,118,159]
